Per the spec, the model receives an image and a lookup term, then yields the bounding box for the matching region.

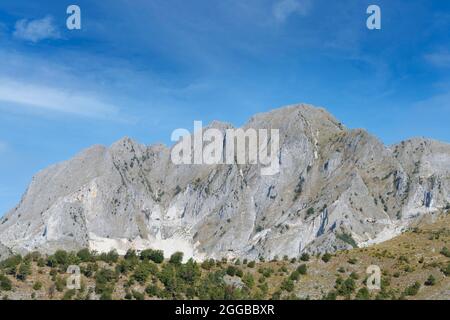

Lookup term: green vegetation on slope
[0,214,449,300]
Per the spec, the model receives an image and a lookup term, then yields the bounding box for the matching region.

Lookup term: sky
[0,0,449,216]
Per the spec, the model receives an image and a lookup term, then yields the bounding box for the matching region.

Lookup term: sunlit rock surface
[1,104,449,260]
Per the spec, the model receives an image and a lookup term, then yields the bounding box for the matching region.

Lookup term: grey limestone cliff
[0,104,449,261]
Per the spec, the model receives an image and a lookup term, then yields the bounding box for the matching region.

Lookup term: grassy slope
[0,213,449,300]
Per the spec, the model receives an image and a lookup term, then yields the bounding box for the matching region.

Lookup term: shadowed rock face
[0,104,449,261]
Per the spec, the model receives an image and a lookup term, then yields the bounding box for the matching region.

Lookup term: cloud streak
[272,0,312,23]
[0,78,120,119]
[13,16,60,43]
[425,51,450,68]
[0,141,7,153]
[413,90,450,112]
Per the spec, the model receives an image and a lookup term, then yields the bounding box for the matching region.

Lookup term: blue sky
[0,0,449,215]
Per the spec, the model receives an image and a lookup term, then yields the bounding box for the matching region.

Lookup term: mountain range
[1,104,449,261]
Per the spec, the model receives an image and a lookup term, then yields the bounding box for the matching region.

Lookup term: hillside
[1,212,449,300]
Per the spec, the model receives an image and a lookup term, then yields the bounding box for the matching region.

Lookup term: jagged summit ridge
[0,104,449,261]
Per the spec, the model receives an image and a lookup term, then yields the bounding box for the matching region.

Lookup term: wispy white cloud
[0,141,7,153]
[13,16,60,43]
[413,90,450,112]
[272,0,312,23]
[425,51,450,68]
[0,78,120,119]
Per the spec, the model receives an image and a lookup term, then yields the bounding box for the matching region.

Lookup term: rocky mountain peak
[0,104,449,261]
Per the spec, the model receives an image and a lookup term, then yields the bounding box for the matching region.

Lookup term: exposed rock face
[0,241,12,261]
[0,104,449,260]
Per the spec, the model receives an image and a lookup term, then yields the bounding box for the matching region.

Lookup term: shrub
[124,291,133,300]
[424,275,436,286]
[201,259,215,270]
[336,277,356,296]
[178,259,201,284]
[95,268,117,295]
[403,282,421,296]
[289,271,300,281]
[140,249,164,264]
[321,253,332,263]
[133,262,157,284]
[347,258,358,265]
[300,253,310,262]
[46,256,58,268]
[82,262,98,278]
[226,265,238,277]
[0,255,22,275]
[271,291,282,300]
[16,261,32,281]
[37,258,46,268]
[349,272,359,280]
[104,250,119,264]
[132,290,145,300]
[145,285,159,297]
[174,185,182,196]
[27,251,41,262]
[63,289,76,300]
[337,233,358,248]
[53,250,69,266]
[404,265,414,273]
[440,247,450,258]
[377,288,397,300]
[243,273,254,288]
[381,276,391,291]
[115,260,132,275]
[355,287,370,300]
[33,281,43,291]
[323,291,337,300]
[49,269,57,279]
[258,267,274,278]
[200,259,216,270]
[169,252,184,265]
[0,274,12,291]
[280,279,295,292]
[442,263,450,276]
[124,249,139,262]
[297,264,307,275]
[100,291,113,300]
[247,261,256,268]
[55,276,66,292]
[258,281,269,296]
[77,248,93,262]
